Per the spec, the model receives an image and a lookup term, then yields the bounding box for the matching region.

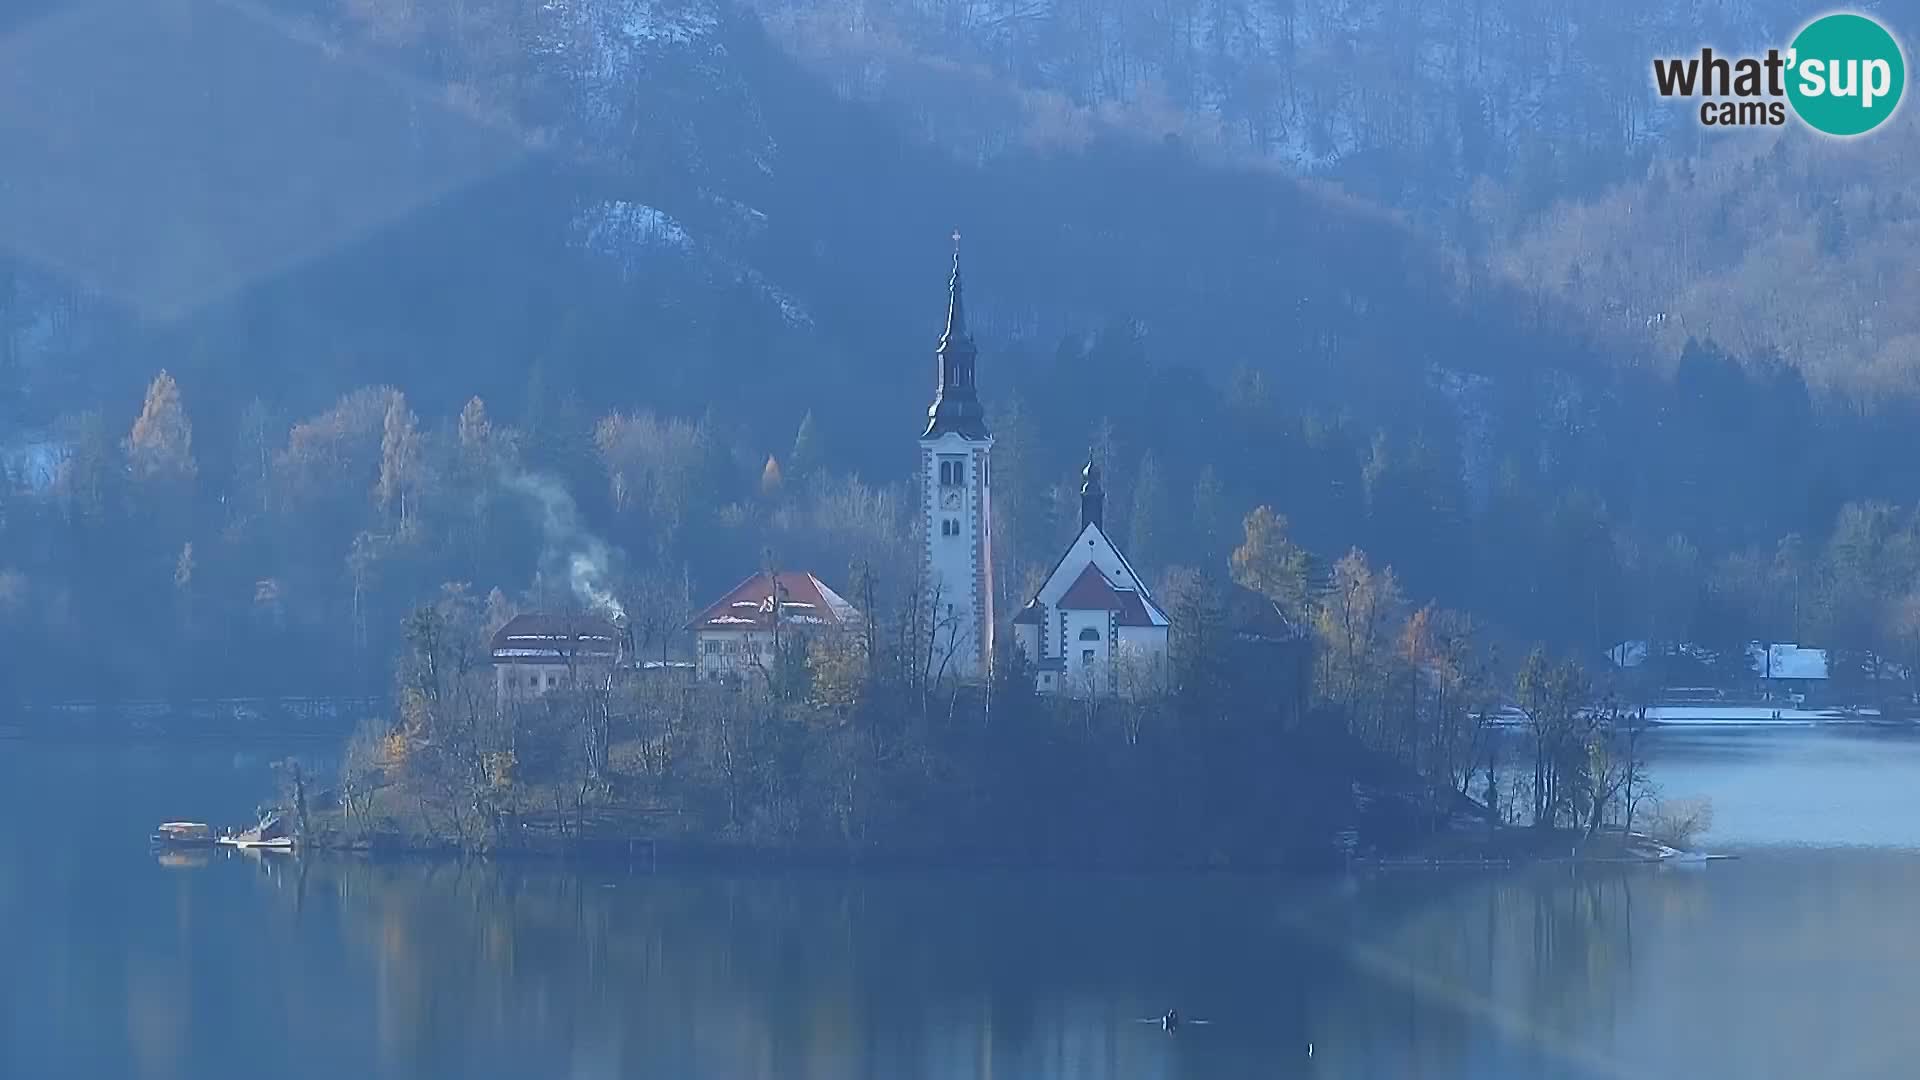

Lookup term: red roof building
[687,571,861,680]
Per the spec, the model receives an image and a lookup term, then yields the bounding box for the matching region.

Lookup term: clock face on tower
[941,490,963,511]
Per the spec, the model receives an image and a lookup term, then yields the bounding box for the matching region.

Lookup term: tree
[377,390,423,534]
[1400,604,1491,806]
[789,410,821,480]
[1644,532,1701,672]
[55,410,121,526]
[1129,449,1167,571]
[1313,548,1405,750]
[809,629,868,713]
[126,370,196,485]
[1191,465,1225,558]
[458,396,493,461]
[1514,647,1591,829]
[594,410,710,557]
[231,397,278,517]
[1231,505,1311,617]
[1580,697,1648,842]
[1162,565,1230,713]
[174,542,196,630]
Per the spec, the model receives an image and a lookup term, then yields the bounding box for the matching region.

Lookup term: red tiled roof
[1113,591,1157,627]
[1054,564,1163,627]
[1057,564,1122,610]
[688,571,861,633]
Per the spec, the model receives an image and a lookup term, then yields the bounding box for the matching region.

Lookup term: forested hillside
[5,0,1920,707]
[1502,123,1920,400]
[745,0,1819,220]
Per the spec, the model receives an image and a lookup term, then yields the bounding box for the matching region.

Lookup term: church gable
[1057,563,1123,610]
[1032,524,1169,627]
[1012,451,1170,696]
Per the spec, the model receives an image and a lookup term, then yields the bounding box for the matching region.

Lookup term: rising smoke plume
[502,471,626,620]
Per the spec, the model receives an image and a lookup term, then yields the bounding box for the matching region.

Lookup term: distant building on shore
[1604,637,1832,704]
[1748,642,1829,702]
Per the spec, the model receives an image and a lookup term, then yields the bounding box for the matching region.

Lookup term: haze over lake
[7,728,1920,1080]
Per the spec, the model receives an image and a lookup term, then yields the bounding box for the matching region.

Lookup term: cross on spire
[923,226,987,440]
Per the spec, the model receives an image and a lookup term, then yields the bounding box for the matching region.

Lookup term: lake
[7,728,1920,1079]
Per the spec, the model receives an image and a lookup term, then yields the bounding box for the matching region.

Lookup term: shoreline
[274,820,1705,875]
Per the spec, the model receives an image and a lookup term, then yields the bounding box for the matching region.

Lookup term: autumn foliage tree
[126,370,197,487]
[1231,505,1311,618]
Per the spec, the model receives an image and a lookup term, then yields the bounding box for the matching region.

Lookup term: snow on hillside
[575,201,695,258]
[538,0,730,135]
[571,199,812,327]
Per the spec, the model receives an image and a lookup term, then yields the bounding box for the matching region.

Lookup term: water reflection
[13,740,1920,1078]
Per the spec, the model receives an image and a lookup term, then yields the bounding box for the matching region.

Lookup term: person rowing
[1133,1009,1211,1033]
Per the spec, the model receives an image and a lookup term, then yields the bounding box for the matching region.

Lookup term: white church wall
[921,430,994,679]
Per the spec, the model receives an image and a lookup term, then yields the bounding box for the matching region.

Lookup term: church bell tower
[920,231,994,679]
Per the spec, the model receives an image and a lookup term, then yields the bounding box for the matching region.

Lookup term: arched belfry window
[1078,627,1101,641]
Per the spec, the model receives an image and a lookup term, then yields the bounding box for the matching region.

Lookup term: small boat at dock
[150,822,216,848]
[216,811,294,852]
[217,836,294,851]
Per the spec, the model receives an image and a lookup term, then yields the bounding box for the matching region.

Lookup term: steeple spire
[939,229,968,351]
[1080,448,1104,530]
[923,229,988,439]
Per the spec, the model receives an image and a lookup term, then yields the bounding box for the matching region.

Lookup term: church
[1009,455,1171,695]
[919,238,1170,695]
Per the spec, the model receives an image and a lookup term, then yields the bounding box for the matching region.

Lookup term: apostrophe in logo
[1652,11,1905,136]
[1786,13,1904,136]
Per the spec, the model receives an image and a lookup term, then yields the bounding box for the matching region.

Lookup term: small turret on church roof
[1080,448,1104,530]
[923,230,990,440]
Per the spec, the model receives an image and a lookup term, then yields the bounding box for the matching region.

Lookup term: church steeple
[923,230,988,439]
[1080,449,1104,530]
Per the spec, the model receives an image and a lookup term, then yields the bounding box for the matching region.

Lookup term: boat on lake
[150,821,216,848]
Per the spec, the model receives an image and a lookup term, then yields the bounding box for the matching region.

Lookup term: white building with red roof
[687,570,862,681]
[1010,455,1170,696]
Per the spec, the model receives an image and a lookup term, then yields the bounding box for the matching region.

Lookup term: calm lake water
[8,728,1920,1079]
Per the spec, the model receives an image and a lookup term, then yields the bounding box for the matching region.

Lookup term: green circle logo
[1787,13,1905,136]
